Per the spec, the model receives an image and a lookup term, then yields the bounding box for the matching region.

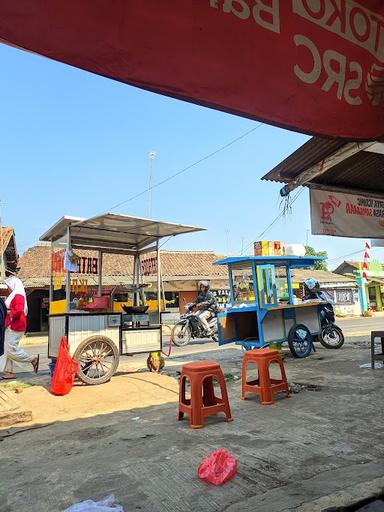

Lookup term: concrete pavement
[0,330,383,511]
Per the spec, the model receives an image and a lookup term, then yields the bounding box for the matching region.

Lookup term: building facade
[17,244,359,332]
[334,260,384,312]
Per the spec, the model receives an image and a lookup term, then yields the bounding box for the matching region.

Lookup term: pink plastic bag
[198,448,237,485]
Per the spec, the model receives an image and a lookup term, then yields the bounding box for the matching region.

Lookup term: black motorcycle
[318,302,345,349]
[171,303,218,347]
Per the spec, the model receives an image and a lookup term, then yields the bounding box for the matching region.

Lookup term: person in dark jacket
[0,296,6,358]
[194,280,217,335]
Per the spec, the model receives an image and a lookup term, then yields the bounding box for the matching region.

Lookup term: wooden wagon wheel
[74,335,120,385]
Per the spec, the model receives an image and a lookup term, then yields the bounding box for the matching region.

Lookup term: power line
[105,122,264,213]
[16,123,264,253]
[241,188,304,254]
[327,246,380,263]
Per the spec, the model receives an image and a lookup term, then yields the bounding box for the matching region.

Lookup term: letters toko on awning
[0,1,383,140]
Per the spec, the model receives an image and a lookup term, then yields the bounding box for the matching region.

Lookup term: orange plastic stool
[241,349,290,405]
[178,360,233,429]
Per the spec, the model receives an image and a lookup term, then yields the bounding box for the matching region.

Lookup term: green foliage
[305,246,328,271]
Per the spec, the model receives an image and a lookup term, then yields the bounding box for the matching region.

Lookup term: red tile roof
[17,245,227,283]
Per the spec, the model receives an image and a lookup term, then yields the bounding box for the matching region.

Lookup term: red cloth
[5,294,27,332]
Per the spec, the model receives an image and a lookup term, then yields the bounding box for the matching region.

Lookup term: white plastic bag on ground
[64,494,124,512]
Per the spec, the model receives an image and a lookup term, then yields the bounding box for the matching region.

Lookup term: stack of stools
[178,360,233,429]
[371,331,384,369]
[241,348,290,405]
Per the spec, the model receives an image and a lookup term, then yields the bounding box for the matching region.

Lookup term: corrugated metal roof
[39,213,205,251]
[262,137,345,183]
[262,137,384,195]
[309,151,384,194]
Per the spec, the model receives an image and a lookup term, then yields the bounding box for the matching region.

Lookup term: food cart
[213,255,326,358]
[40,213,204,384]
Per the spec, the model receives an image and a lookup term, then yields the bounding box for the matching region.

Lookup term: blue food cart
[213,256,326,358]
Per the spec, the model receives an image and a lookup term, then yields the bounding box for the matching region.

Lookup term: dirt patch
[0,372,179,428]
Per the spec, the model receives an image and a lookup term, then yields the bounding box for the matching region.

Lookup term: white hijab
[4,277,28,315]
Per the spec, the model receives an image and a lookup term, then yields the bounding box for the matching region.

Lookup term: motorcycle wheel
[319,325,344,349]
[172,322,192,347]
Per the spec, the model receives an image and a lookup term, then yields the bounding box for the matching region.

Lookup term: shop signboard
[1,1,384,139]
[213,289,230,307]
[311,189,384,238]
[254,241,283,256]
[141,256,157,276]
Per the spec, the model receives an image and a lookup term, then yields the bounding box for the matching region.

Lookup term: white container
[285,244,306,257]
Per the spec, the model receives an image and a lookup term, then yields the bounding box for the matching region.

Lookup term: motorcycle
[171,303,218,347]
[318,301,345,349]
[303,286,344,349]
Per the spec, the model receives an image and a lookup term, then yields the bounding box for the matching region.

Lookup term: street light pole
[148,150,157,218]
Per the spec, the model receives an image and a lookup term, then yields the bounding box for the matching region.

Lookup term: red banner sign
[141,257,157,276]
[0,1,383,140]
[310,188,384,237]
[51,250,98,275]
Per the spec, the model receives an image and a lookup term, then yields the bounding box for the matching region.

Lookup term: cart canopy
[214,256,324,268]
[40,213,205,253]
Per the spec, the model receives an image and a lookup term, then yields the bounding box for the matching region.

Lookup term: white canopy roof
[39,213,205,253]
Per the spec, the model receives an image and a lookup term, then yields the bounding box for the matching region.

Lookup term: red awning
[0,1,383,140]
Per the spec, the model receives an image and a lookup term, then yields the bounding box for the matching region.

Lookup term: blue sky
[0,43,377,270]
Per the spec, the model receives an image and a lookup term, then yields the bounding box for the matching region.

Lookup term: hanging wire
[16,122,265,253]
[241,188,304,254]
[105,122,264,213]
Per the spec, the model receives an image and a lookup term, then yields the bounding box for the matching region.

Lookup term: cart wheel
[288,324,313,358]
[74,336,119,385]
[147,351,165,373]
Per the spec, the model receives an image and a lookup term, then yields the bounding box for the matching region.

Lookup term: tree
[305,246,328,271]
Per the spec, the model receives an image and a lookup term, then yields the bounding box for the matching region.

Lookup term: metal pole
[148,150,156,218]
[65,227,71,313]
[133,253,140,306]
[49,241,53,312]
[156,241,161,324]
[98,250,103,296]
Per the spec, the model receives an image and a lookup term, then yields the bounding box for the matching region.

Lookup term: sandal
[32,354,39,374]
[1,374,16,380]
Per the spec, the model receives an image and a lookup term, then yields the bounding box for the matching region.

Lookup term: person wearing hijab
[0,276,39,380]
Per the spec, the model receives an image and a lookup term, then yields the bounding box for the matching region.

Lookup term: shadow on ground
[0,340,383,512]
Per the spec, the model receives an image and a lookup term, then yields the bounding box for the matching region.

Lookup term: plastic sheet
[64,494,123,511]
[198,448,237,486]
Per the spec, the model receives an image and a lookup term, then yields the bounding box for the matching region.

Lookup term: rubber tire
[171,322,192,347]
[288,324,313,358]
[319,325,345,349]
[74,335,120,385]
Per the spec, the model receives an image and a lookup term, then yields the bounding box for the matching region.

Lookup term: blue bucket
[48,361,56,377]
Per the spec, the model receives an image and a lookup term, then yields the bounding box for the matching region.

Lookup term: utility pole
[225,229,230,256]
[148,150,157,218]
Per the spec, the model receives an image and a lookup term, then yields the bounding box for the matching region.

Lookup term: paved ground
[0,319,383,511]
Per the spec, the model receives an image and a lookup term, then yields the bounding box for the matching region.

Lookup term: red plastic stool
[241,349,290,405]
[178,360,233,429]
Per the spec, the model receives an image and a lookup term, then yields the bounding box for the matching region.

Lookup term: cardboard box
[254,241,284,256]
